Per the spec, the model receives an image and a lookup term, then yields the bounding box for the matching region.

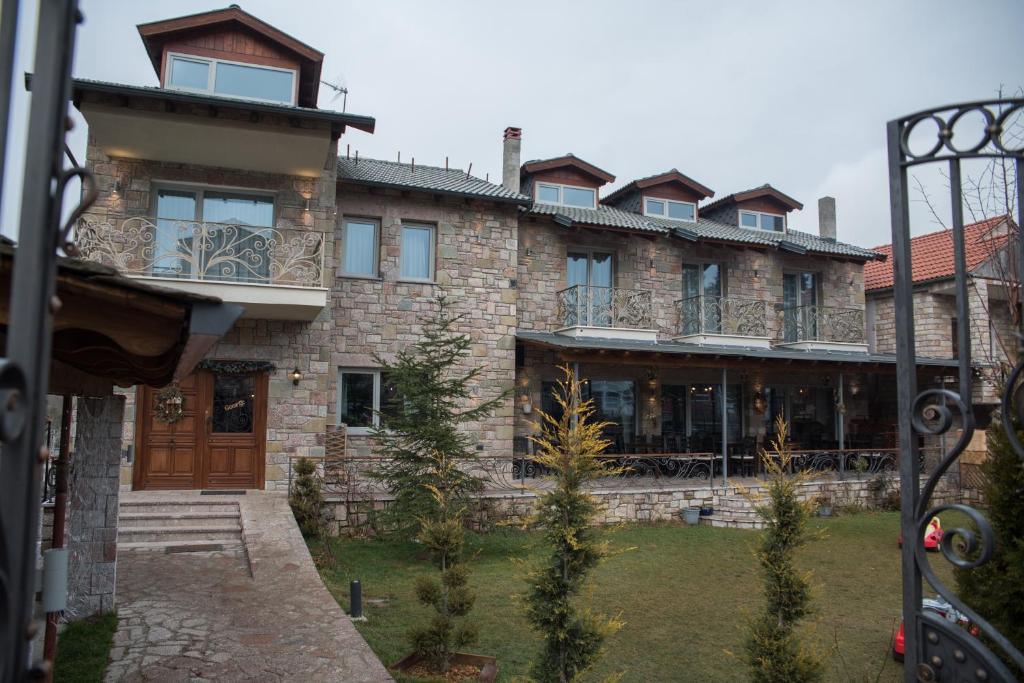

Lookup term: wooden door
[135,369,267,490]
[134,374,203,490]
[201,369,267,489]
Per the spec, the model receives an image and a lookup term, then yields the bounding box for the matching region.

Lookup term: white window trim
[338,216,381,279]
[738,209,786,233]
[534,181,597,209]
[643,195,697,223]
[151,182,276,225]
[398,223,436,283]
[164,51,298,105]
[337,368,382,434]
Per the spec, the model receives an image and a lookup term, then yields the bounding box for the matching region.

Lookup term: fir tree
[409,449,478,673]
[954,409,1024,665]
[370,295,507,537]
[524,366,622,683]
[746,416,822,683]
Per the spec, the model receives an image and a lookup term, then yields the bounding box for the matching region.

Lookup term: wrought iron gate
[888,100,1023,682]
[0,0,92,679]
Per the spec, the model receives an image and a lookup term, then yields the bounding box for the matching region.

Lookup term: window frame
[151,181,277,225]
[534,181,598,209]
[681,261,726,298]
[738,209,786,232]
[164,51,299,105]
[566,246,615,288]
[338,216,381,279]
[398,222,436,282]
[643,195,697,223]
[337,368,382,435]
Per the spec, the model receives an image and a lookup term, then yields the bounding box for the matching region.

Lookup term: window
[782,272,819,342]
[566,249,613,326]
[340,218,379,277]
[400,224,435,281]
[681,263,724,334]
[337,369,397,433]
[154,186,274,282]
[534,182,597,208]
[738,210,785,232]
[586,380,637,452]
[644,196,696,222]
[165,52,296,105]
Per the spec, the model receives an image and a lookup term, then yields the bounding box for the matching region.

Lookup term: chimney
[502,127,522,193]
[818,196,837,242]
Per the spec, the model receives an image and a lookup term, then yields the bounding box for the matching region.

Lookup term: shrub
[747,416,823,683]
[289,457,326,537]
[524,366,622,683]
[408,449,478,673]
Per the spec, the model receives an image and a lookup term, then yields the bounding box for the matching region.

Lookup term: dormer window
[535,182,596,209]
[644,197,696,222]
[166,53,297,105]
[739,210,785,232]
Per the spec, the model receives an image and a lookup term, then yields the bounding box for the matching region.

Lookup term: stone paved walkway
[107,491,392,682]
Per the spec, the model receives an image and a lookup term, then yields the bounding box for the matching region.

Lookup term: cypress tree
[524,366,622,683]
[746,416,822,683]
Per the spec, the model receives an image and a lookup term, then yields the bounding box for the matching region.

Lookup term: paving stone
[106,491,391,682]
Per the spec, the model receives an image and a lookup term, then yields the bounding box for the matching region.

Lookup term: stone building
[72,5,961,502]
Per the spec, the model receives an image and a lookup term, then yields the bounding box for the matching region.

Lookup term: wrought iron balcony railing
[779,304,865,344]
[556,285,653,329]
[676,295,768,337]
[76,215,325,288]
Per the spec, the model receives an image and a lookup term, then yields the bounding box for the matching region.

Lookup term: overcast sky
[3,0,1022,247]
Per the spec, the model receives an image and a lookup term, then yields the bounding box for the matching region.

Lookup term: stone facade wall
[868,277,1011,405]
[517,217,864,340]
[67,395,125,618]
[328,185,519,461]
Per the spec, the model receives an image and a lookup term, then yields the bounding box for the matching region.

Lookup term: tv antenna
[320,77,349,112]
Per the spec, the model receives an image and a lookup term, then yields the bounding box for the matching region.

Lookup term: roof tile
[336,157,530,204]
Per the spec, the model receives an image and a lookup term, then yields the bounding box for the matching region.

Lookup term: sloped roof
[336,157,530,205]
[520,154,616,183]
[701,183,804,213]
[604,168,715,204]
[864,216,1011,291]
[527,202,666,233]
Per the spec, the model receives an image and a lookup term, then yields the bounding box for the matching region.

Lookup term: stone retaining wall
[325,474,965,535]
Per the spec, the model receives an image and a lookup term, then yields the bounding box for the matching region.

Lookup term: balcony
[555,285,657,341]
[76,215,327,320]
[776,305,867,352]
[673,295,771,348]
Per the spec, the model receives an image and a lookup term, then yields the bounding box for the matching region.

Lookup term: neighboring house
[865,216,1018,412]
[74,6,960,494]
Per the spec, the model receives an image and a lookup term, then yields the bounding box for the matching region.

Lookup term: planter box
[818,505,833,518]
[391,652,498,682]
[682,508,701,525]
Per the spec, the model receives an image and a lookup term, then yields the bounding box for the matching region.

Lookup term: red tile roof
[864,216,1011,292]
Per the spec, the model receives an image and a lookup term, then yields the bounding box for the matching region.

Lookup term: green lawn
[53,612,118,682]
[312,512,954,682]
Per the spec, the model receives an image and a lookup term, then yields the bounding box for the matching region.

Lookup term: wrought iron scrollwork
[889,97,1024,681]
[555,285,653,330]
[676,295,768,337]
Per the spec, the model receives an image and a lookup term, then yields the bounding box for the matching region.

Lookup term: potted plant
[815,493,834,517]
[699,502,715,516]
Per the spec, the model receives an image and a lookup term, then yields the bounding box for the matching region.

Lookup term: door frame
[133,368,269,490]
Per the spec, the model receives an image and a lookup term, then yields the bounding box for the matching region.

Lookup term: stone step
[119,500,239,515]
[117,525,242,543]
[118,511,240,528]
[699,516,766,530]
[118,539,244,553]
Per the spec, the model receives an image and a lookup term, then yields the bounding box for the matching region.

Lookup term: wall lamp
[290,368,302,386]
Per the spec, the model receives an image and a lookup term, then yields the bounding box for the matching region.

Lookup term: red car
[897,516,943,551]
[893,597,977,662]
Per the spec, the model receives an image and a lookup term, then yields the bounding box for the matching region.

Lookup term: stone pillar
[66,394,125,619]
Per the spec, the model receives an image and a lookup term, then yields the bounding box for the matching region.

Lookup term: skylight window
[535,182,596,209]
[738,210,785,232]
[166,53,296,105]
[644,197,696,222]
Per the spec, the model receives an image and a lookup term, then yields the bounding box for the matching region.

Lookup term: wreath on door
[154,385,185,424]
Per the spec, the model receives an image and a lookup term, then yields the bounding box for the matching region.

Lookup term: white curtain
[155,190,197,277]
[344,221,377,275]
[400,226,432,279]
